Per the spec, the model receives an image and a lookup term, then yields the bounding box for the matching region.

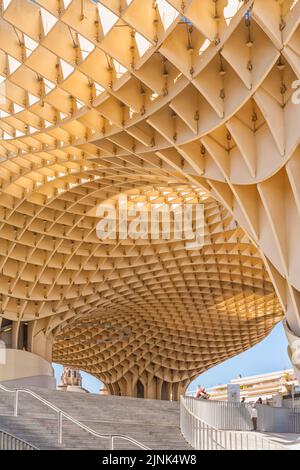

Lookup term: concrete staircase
[0,387,191,450]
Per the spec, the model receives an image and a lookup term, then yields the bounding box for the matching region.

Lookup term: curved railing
[183,396,300,433]
[180,397,286,450]
[183,396,252,431]
[0,384,150,450]
[0,428,38,450]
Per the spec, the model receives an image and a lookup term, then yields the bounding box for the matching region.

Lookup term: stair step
[0,388,192,450]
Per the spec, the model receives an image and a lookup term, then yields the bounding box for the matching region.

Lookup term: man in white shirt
[251,405,258,431]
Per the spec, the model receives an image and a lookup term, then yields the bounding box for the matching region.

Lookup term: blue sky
[53,321,291,394]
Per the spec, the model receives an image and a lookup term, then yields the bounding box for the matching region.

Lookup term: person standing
[251,404,258,431]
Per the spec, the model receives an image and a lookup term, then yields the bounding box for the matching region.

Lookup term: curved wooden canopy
[0,0,299,397]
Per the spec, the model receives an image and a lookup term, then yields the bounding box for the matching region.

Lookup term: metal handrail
[0,384,150,450]
[184,395,253,431]
[183,395,300,433]
[0,427,38,450]
[180,396,286,450]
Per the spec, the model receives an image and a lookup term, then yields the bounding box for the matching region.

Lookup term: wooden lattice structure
[0,0,299,398]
